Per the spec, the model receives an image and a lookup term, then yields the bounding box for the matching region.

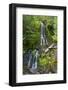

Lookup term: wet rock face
[23,53,28,65]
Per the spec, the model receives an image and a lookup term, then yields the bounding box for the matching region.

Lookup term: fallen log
[45,43,55,53]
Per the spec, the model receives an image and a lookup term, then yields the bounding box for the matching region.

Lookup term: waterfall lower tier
[27,49,39,74]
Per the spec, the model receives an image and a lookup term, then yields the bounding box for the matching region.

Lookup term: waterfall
[31,49,39,70]
[27,22,48,73]
[28,49,39,73]
[40,22,48,46]
[27,50,32,68]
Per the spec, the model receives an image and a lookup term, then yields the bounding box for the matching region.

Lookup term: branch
[45,43,54,53]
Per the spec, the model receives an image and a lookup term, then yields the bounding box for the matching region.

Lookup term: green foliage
[23,15,57,74]
[38,49,57,73]
[23,15,57,52]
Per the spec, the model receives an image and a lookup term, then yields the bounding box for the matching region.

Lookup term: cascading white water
[27,50,32,68]
[31,50,39,70]
[27,49,39,73]
[40,22,48,46]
